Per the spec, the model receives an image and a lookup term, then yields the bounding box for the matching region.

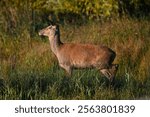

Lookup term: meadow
[0,18,150,100]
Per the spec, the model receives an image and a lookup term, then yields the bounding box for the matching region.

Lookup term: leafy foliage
[32,0,119,22]
[0,0,150,36]
[118,0,150,16]
[0,0,150,99]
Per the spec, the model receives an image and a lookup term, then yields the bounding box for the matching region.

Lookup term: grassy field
[0,18,150,100]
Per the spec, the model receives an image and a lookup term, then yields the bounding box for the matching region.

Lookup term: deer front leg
[59,63,72,77]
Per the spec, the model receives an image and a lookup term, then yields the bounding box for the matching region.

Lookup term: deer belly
[72,59,95,68]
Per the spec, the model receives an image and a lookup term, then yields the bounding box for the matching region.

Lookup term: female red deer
[39,25,118,82]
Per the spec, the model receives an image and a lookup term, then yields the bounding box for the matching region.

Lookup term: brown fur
[58,44,115,68]
[39,25,118,82]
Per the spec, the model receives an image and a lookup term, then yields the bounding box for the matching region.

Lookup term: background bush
[0,0,150,36]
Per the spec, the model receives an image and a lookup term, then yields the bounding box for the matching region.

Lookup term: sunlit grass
[0,19,150,99]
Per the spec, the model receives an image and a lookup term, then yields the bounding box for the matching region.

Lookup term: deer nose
[39,30,43,36]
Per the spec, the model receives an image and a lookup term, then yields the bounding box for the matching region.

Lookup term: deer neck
[48,34,62,56]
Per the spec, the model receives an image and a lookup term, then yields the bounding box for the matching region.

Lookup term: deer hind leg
[100,69,112,81]
[109,64,119,81]
[59,64,72,77]
[100,64,119,82]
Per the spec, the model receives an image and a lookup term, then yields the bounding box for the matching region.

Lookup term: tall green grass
[0,19,150,99]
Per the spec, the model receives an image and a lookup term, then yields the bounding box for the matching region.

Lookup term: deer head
[39,25,58,37]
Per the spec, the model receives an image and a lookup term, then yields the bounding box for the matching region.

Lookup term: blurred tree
[33,0,119,20]
[0,0,150,36]
[118,0,150,17]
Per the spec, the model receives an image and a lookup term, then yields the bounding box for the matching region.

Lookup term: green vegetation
[0,0,150,100]
[0,19,150,100]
